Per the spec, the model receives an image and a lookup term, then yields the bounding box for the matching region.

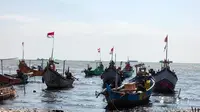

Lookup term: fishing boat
[42,32,75,89]
[150,35,178,93]
[0,59,28,85]
[0,85,16,101]
[96,63,155,109]
[122,61,134,78]
[83,61,104,77]
[151,60,178,93]
[101,60,122,88]
[42,60,74,88]
[18,60,44,77]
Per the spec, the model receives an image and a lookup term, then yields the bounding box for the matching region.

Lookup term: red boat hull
[0,75,22,85]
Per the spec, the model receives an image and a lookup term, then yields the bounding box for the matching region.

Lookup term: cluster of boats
[0,34,179,110]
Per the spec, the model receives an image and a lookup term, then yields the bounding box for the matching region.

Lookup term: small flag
[164,35,168,42]
[164,35,168,51]
[110,47,114,54]
[98,48,100,53]
[22,42,24,46]
[47,32,54,38]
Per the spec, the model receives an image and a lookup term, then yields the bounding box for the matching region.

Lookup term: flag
[22,42,24,46]
[47,32,54,38]
[97,48,100,53]
[164,35,168,42]
[164,35,168,51]
[110,47,114,54]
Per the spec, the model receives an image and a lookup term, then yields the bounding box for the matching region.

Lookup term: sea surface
[0,60,200,112]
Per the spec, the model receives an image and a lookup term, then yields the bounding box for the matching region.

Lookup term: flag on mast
[47,32,54,38]
[110,47,114,54]
[97,48,100,53]
[164,35,168,51]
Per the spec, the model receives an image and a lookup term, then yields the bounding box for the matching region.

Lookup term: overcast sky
[0,0,200,63]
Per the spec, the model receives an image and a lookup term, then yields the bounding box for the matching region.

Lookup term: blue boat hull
[104,78,155,109]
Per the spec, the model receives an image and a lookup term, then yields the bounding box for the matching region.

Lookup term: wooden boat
[43,61,74,89]
[150,35,178,93]
[18,60,44,77]
[0,85,16,101]
[0,59,28,85]
[151,60,178,93]
[122,61,134,78]
[96,63,155,109]
[83,61,104,77]
[0,73,28,85]
[101,60,122,88]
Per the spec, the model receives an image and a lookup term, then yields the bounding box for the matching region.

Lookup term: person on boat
[16,69,24,79]
[149,68,155,75]
[87,64,92,71]
[108,60,116,71]
[98,62,104,70]
[38,65,43,71]
[125,62,131,71]
[49,59,56,71]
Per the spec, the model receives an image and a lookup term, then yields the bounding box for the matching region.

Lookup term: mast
[1,60,3,75]
[165,38,168,61]
[22,42,24,60]
[63,60,66,76]
[115,53,118,88]
[51,37,55,60]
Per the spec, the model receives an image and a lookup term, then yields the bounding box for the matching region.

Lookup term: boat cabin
[160,59,173,70]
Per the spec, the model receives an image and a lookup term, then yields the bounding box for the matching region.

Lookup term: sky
[0,0,200,63]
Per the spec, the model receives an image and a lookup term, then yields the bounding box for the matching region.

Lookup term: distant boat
[150,35,178,93]
[122,61,134,78]
[83,61,104,77]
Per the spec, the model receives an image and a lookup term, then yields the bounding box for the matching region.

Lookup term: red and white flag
[97,48,100,53]
[164,35,168,43]
[47,32,54,38]
[110,47,114,54]
[164,35,168,51]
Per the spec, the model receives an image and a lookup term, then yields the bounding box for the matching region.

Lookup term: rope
[108,93,120,112]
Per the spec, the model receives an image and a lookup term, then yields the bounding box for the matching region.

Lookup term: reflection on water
[0,61,200,112]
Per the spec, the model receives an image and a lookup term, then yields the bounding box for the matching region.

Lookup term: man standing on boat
[49,59,56,71]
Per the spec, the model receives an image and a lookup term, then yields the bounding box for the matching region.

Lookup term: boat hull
[19,61,44,77]
[43,68,74,88]
[104,78,155,109]
[0,86,16,101]
[0,74,28,85]
[106,96,150,109]
[84,68,104,77]
[152,68,178,93]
